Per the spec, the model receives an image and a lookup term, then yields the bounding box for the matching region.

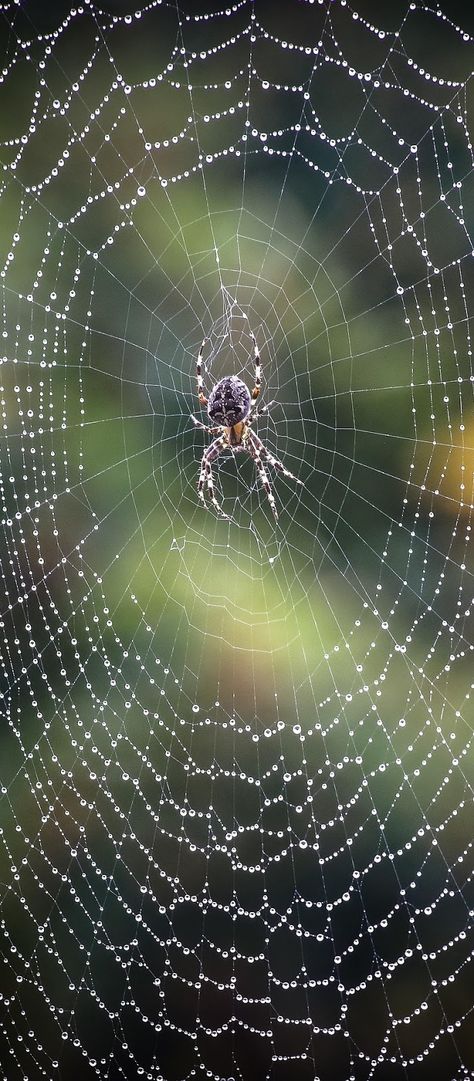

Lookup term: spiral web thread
[0,2,473,1079]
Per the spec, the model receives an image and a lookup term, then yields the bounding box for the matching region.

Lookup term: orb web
[0,3,473,1080]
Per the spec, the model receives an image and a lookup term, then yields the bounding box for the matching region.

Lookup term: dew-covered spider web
[0,2,473,1079]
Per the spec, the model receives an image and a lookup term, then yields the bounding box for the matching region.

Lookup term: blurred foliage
[0,2,473,1079]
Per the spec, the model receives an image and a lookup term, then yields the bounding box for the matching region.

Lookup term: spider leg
[191,415,221,434]
[250,330,261,401]
[247,433,279,520]
[250,399,275,418]
[197,338,208,405]
[197,435,230,519]
[249,430,303,485]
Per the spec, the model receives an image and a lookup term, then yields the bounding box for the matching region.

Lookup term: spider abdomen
[208,375,251,426]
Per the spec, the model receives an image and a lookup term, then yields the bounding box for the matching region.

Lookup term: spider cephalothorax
[191,331,302,520]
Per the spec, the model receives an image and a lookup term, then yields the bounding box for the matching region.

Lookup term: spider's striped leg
[197,338,208,405]
[250,399,275,419]
[197,434,229,519]
[205,461,230,519]
[248,433,278,520]
[250,331,261,401]
[191,415,221,434]
[249,430,303,485]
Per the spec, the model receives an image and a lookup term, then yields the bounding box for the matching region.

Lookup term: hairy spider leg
[198,434,230,518]
[250,331,261,400]
[197,338,208,405]
[249,430,303,485]
[250,399,275,419]
[191,415,221,434]
[248,433,279,520]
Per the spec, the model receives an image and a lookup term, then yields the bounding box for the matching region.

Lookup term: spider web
[0,2,473,1079]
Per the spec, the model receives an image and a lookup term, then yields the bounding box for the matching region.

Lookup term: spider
[191,331,303,520]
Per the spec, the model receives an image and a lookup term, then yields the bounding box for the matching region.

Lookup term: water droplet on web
[0,5,471,1078]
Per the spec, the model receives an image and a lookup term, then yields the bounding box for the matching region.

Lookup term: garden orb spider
[191,331,303,520]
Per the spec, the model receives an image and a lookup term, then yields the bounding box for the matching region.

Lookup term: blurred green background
[0,2,473,1079]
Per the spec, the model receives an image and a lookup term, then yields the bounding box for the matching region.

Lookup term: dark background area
[0,2,473,1079]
